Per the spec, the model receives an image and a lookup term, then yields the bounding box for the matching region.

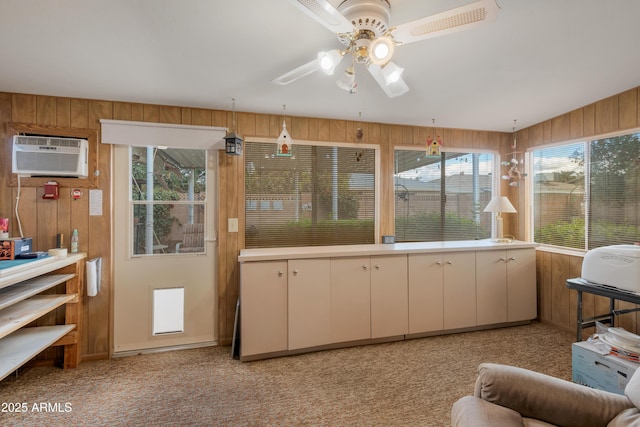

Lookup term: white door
[113,145,217,354]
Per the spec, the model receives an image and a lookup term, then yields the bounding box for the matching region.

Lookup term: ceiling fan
[272,0,499,97]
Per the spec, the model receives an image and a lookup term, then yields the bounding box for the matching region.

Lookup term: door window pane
[130,146,206,255]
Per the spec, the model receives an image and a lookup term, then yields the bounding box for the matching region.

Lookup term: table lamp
[484,196,517,242]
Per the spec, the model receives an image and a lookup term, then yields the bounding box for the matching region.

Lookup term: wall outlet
[228,218,239,233]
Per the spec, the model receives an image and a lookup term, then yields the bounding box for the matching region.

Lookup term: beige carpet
[0,321,574,426]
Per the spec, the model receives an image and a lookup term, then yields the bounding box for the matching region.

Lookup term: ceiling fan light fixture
[336,65,357,94]
[381,61,404,85]
[369,36,394,65]
[317,49,343,75]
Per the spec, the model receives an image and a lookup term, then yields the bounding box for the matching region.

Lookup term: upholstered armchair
[451,363,640,427]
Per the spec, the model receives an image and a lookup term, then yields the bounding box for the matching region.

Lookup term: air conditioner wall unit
[11,135,89,178]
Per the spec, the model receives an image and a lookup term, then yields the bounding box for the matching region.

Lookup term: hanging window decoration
[276,104,293,157]
[426,135,443,156]
[426,119,442,157]
[502,120,527,186]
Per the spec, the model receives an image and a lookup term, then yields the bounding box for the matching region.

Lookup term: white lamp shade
[483,196,517,213]
[317,50,343,75]
[381,61,404,85]
[369,36,395,65]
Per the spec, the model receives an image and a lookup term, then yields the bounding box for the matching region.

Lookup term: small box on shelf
[0,238,33,261]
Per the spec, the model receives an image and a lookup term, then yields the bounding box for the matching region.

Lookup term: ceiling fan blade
[392,0,498,45]
[272,59,321,85]
[367,63,409,98]
[287,0,354,34]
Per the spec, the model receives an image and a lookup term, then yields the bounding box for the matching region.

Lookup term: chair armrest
[474,363,633,427]
[451,396,524,427]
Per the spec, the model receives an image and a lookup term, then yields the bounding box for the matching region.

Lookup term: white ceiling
[1,0,639,133]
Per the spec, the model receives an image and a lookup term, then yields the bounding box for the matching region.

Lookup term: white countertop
[238,240,538,262]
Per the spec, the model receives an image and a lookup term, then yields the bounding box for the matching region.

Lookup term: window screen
[245,142,376,248]
[394,149,495,242]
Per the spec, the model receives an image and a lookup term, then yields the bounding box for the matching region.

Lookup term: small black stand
[231,298,240,360]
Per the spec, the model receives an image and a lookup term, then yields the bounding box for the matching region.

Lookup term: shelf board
[0,294,76,340]
[0,274,76,311]
[0,325,75,381]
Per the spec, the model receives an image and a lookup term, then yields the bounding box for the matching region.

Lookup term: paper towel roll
[86,257,102,297]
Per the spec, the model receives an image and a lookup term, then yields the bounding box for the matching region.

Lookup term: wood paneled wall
[522,88,640,336]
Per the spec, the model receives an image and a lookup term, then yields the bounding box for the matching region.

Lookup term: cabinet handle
[278,270,283,277]
[363,265,368,270]
[293,269,299,275]
[435,261,442,266]
[509,257,516,261]
[446,260,453,265]
[500,257,507,262]
[375,265,380,270]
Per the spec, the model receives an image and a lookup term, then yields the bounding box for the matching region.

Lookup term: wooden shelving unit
[0,254,85,381]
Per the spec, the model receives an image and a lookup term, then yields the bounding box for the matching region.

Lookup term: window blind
[588,134,640,249]
[531,143,586,249]
[394,149,495,242]
[245,141,376,248]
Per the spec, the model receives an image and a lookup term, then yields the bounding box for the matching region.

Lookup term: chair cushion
[607,408,640,427]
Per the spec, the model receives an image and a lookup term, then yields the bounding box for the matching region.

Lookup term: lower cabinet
[330,254,407,343]
[505,248,537,322]
[408,253,444,334]
[239,244,537,360]
[288,258,331,350]
[330,257,371,343]
[476,251,509,326]
[239,260,288,358]
[476,248,537,325]
[442,252,477,330]
[370,255,408,338]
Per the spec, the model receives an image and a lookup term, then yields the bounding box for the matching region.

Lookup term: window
[244,141,377,248]
[130,146,207,255]
[530,131,640,250]
[394,148,497,242]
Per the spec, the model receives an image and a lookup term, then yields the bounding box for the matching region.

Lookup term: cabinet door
[475,251,508,326]
[408,253,444,334]
[371,255,408,338]
[330,257,371,343]
[507,248,537,322]
[288,258,331,350]
[443,252,477,330]
[240,261,288,357]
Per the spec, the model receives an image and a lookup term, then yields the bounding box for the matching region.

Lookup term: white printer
[581,245,640,292]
